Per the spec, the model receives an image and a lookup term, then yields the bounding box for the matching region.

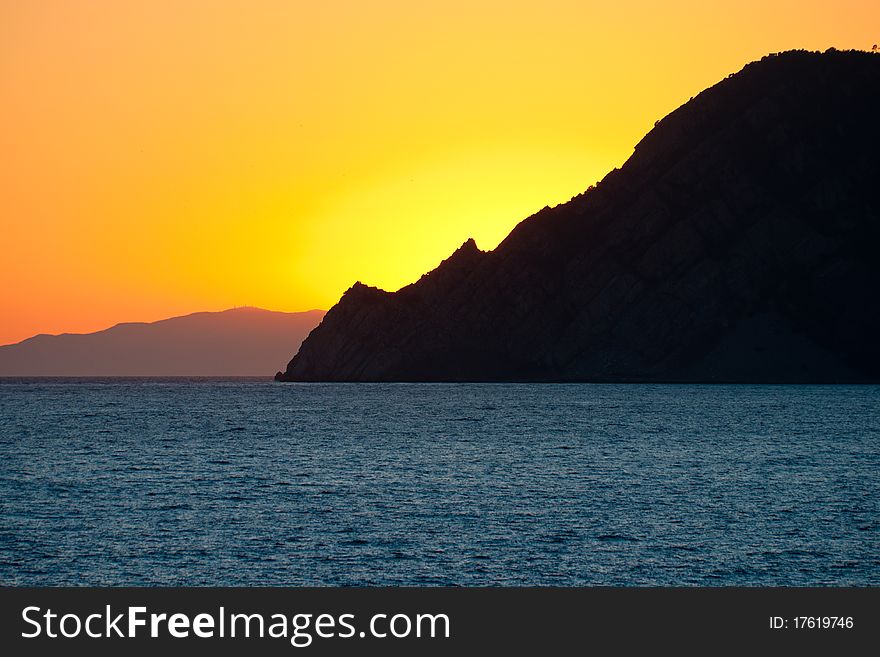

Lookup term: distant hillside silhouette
[277,49,880,382]
[1,308,324,376]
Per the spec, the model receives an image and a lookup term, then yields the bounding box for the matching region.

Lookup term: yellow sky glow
[1,0,877,344]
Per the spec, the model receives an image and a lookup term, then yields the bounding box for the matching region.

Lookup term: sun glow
[2,0,877,344]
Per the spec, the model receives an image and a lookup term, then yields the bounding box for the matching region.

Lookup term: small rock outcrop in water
[276,50,880,382]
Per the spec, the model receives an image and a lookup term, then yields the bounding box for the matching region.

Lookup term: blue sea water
[0,379,877,586]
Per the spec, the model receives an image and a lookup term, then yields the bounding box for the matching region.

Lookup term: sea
[0,379,877,586]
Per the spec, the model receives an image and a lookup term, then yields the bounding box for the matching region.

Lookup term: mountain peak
[427,237,482,272]
[458,237,479,252]
[1,308,325,376]
[277,50,880,382]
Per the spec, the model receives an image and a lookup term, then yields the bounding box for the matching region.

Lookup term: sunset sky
[1,0,877,344]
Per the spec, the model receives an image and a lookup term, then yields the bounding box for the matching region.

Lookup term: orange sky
[1,0,877,345]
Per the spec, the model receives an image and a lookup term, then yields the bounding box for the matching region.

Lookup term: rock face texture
[1,307,324,376]
[277,50,880,382]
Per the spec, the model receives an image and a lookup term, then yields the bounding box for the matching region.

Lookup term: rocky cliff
[277,50,880,382]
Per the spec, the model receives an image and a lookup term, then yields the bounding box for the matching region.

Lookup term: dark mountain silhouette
[1,308,324,376]
[276,50,880,382]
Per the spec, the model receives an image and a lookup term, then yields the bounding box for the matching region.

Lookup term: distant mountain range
[277,50,880,382]
[0,308,324,376]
